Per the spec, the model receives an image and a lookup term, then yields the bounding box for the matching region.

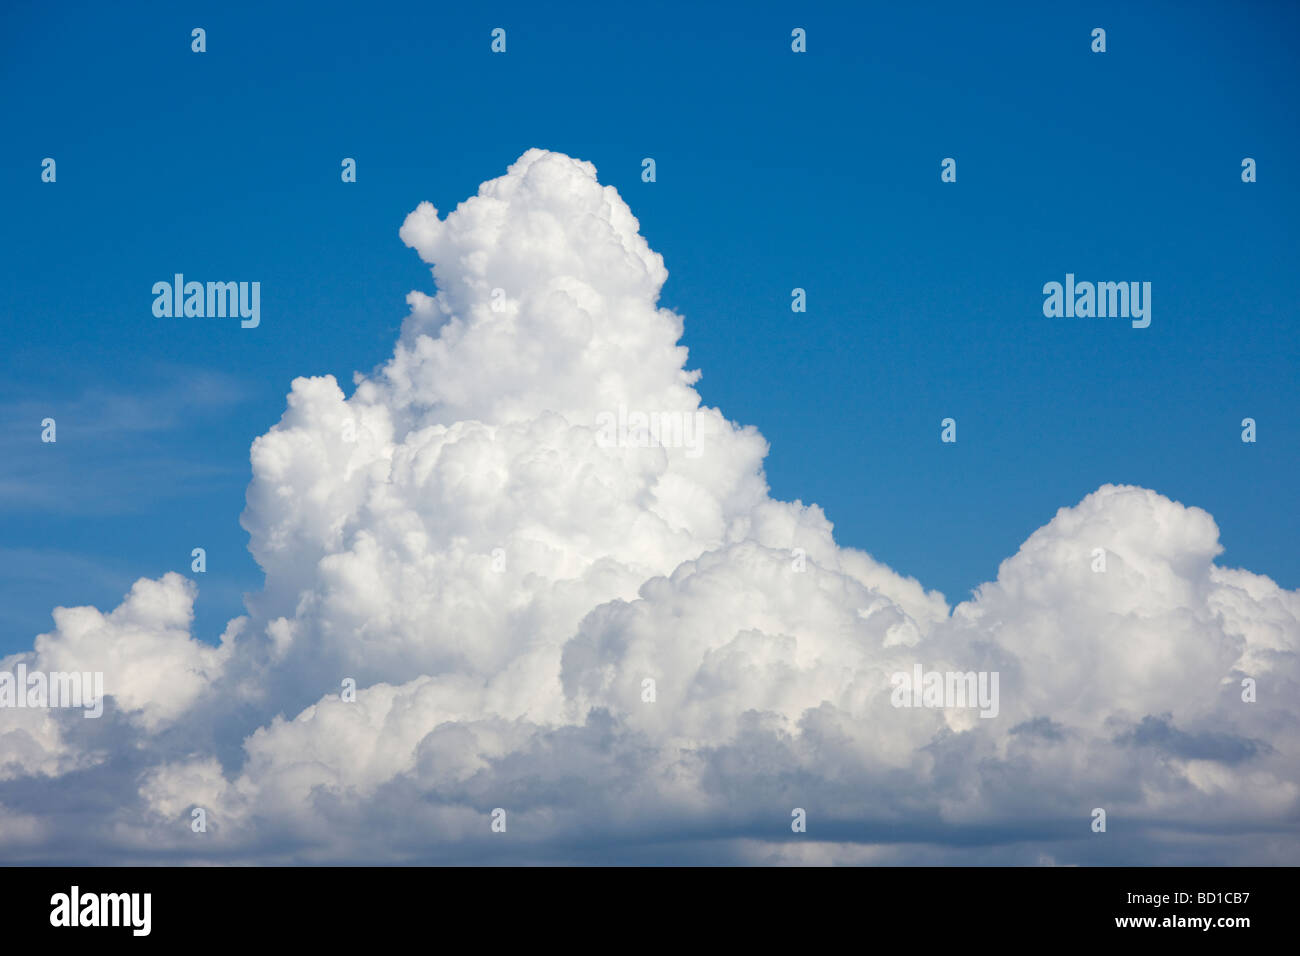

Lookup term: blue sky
[1,0,1296,656]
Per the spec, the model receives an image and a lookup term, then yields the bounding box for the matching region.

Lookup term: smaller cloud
[0,365,250,514]
[1116,713,1270,764]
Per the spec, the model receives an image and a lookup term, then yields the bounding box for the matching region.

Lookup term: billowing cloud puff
[2,150,1297,864]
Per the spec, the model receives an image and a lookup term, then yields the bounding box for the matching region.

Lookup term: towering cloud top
[384,148,697,425]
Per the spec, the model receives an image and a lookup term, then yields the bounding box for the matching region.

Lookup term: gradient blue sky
[1,0,1296,654]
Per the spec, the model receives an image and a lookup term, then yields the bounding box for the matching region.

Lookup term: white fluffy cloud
[2,149,1297,864]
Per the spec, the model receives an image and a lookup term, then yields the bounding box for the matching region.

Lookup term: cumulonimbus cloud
[2,149,1297,864]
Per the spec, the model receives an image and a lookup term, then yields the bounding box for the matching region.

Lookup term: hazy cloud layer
[2,150,1296,864]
